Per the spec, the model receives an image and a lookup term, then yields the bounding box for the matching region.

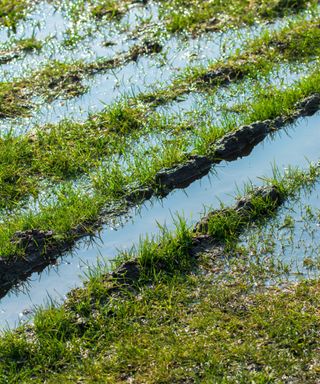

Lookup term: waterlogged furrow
[0,39,164,119]
[240,183,320,278]
[156,61,314,121]
[0,0,320,377]
[0,68,320,265]
[1,163,320,381]
[4,19,318,204]
[10,12,315,130]
[2,106,320,328]
[0,26,252,129]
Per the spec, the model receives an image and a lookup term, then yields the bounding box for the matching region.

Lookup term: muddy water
[0,111,319,329]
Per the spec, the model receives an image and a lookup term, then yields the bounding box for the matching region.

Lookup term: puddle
[240,184,320,279]
[1,110,320,329]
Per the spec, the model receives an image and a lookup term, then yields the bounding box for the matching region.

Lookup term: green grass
[0,0,34,30]
[14,37,43,52]
[90,0,131,20]
[1,64,320,258]
[0,15,319,210]
[157,0,318,33]
[0,100,192,212]
[1,2,320,382]
[0,8,318,119]
[0,166,320,382]
[55,0,316,34]
[0,12,318,119]
[56,0,134,22]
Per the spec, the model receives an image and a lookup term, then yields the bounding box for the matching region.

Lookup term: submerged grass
[0,5,318,118]
[0,37,43,65]
[0,102,153,209]
[57,0,135,23]
[0,166,320,382]
[140,16,320,105]
[1,4,320,380]
[0,0,34,29]
[0,38,162,118]
[1,15,320,209]
[158,0,318,33]
[81,0,317,33]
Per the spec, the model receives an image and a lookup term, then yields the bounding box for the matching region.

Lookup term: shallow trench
[0,110,319,329]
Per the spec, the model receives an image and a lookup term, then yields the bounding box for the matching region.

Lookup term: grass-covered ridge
[140,16,320,105]
[0,102,173,210]
[0,165,320,382]
[1,2,320,380]
[158,0,318,33]
[1,65,320,258]
[0,15,319,204]
[0,0,34,29]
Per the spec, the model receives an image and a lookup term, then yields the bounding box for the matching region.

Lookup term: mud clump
[11,229,56,253]
[0,229,75,296]
[213,121,270,162]
[112,260,141,283]
[235,185,284,211]
[0,50,19,64]
[125,186,154,203]
[1,94,320,295]
[155,155,212,192]
[129,40,163,61]
[155,93,320,194]
[200,66,245,85]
